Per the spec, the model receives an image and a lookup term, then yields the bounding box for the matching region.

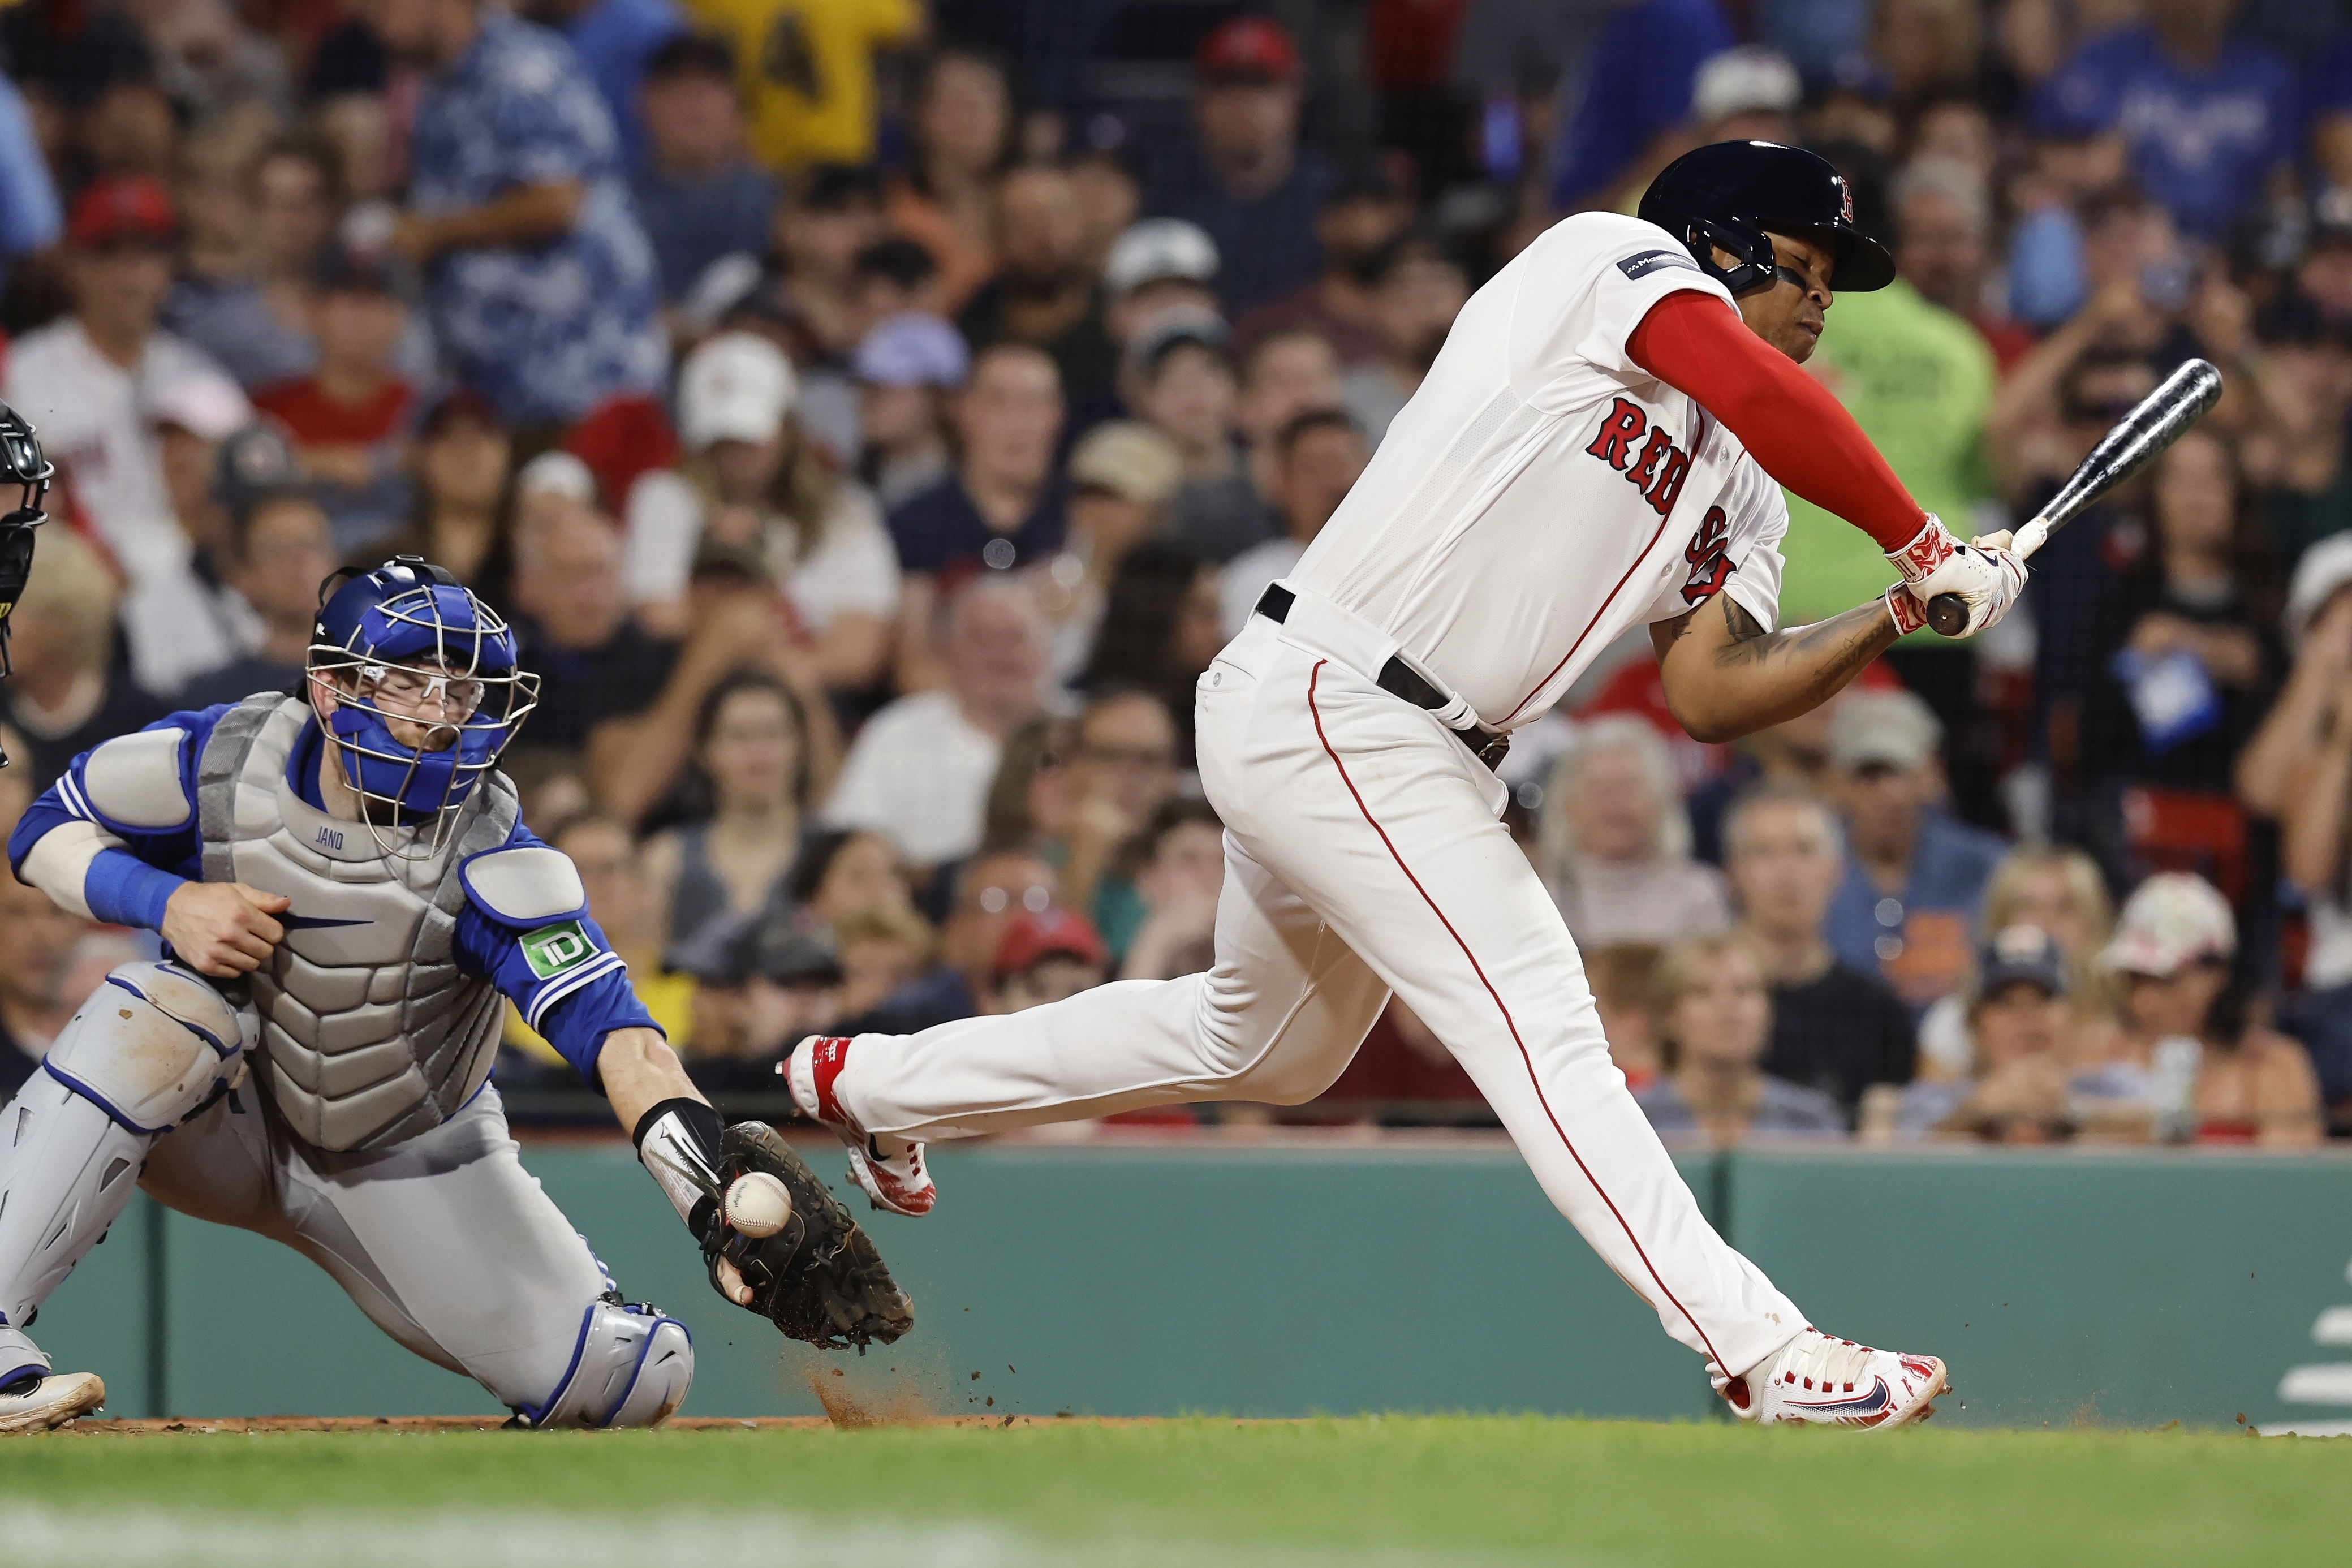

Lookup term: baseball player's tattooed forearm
[1653,593,1899,740]
[1709,596,1898,705]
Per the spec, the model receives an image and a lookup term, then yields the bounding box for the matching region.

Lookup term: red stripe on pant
[1305,659,1730,1374]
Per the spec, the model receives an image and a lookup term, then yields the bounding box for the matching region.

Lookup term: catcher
[0,470,908,1431]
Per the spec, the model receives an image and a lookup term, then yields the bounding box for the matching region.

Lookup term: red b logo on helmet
[1837,178,1854,224]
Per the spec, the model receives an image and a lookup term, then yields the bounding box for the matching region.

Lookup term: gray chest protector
[197,696,519,1152]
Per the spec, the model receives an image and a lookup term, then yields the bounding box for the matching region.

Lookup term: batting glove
[1885,514,2026,638]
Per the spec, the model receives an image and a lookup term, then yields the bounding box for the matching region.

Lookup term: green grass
[4,1418,2349,1566]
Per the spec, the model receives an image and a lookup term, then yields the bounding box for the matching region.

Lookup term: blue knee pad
[514,1298,693,1429]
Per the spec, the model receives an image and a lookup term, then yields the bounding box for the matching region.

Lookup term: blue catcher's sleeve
[10,709,229,931]
[454,824,660,1082]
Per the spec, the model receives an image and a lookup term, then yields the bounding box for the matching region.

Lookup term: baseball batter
[786,143,2026,1427]
[0,547,910,1433]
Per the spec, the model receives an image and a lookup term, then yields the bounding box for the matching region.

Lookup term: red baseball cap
[992,907,1108,979]
[1195,16,1302,83]
[68,175,177,250]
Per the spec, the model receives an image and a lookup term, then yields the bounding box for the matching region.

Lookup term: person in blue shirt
[377,0,667,427]
[1820,691,2009,1018]
[525,0,684,165]
[0,73,61,293]
[0,542,907,1432]
[2031,0,2297,243]
[627,32,778,303]
[1549,0,1734,212]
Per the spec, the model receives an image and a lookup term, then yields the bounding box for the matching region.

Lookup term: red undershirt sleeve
[1625,290,1927,552]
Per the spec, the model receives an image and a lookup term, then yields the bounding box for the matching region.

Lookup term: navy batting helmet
[1638,140,1894,299]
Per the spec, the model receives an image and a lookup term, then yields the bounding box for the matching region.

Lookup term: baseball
[722,1172,792,1238]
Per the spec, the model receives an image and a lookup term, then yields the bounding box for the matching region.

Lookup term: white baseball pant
[825,609,1806,1381]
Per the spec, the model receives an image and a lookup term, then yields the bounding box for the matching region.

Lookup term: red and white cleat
[1721,1328,1948,1429]
[784,1036,935,1217]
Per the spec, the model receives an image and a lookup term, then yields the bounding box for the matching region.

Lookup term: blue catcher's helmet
[307,557,539,850]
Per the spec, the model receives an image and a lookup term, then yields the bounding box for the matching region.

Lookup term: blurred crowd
[0,0,2350,1145]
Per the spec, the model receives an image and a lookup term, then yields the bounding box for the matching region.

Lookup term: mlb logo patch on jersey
[522,920,597,980]
[1617,249,1700,281]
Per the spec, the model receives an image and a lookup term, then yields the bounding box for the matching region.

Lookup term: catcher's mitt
[704,1121,914,1350]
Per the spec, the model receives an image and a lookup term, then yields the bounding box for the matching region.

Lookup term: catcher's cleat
[1720,1328,1947,1429]
[705,1121,913,1350]
[785,1035,935,1217]
[0,1369,105,1433]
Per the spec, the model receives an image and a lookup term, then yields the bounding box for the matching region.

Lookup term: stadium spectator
[1823,691,2007,1014]
[1232,165,1412,366]
[0,530,163,791]
[2242,293,2352,570]
[1164,326,1345,566]
[1893,924,2079,1143]
[1724,783,1916,1120]
[889,341,1066,692]
[1043,421,1184,683]
[694,910,842,1086]
[789,826,915,929]
[1054,690,1181,954]
[2074,429,2278,867]
[643,671,812,951]
[1548,0,1731,213]
[1127,310,1238,485]
[1218,408,1368,637]
[527,0,684,165]
[0,863,87,1101]
[649,332,899,690]
[1140,16,1332,318]
[854,237,948,325]
[886,50,1014,317]
[1893,156,2034,374]
[180,462,341,708]
[252,241,419,552]
[761,163,889,381]
[844,845,1061,1032]
[2097,872,2321,1146]
[1067,150,1142,282]
[365,388,514,602]
[1075,541,1224,765]
[7,176,248,607]
[507,496,682,760]
[688,0,918,172]
[1101,218,1224,354]
[851,311,967,509]
[831,901,937,1020]
[627,32,777,305]
[988,905,1110,1013]
[2239,536,2352,1123]
[826,574,1049,869]
[1117,796,1225,981]
[1539,716,1732,950]
[376,0,666,428]
[130,371,264,695]
[1341,230,1469,446]
[957,163,1119,407]
[1586,943,1666,1092]
[2030,0,2296,243]
[165,137,339,392]
[977,714,1078,861]
[1915,843,2123,1082]
[1634,931,1845,1145]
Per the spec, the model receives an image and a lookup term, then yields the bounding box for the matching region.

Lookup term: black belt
[1256,584,1510,770]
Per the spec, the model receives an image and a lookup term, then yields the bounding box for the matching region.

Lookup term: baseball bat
[1925,357,2225,637]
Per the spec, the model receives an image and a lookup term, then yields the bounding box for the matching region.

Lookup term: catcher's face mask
[0,402,55,765]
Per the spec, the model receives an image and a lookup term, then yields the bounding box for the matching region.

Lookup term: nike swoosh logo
[281,915,371,931]
[1789,1376,1891,1415]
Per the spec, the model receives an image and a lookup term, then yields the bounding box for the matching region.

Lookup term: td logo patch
[522,920,596,980]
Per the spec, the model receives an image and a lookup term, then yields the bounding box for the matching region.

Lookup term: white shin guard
[0,961,248,1334]
[516,1299,694,1429]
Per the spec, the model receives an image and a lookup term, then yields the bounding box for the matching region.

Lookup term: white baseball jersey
[3,320,247,586]
[1294,212,1789,729]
